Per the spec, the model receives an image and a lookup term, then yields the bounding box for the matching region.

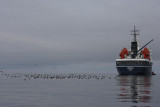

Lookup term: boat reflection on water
[116,75,152,103]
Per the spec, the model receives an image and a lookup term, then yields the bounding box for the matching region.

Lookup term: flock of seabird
[0,71,116,80]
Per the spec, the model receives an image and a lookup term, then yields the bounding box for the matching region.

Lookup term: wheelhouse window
[116,61,151,66]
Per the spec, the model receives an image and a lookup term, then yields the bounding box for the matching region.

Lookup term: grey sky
[0,0,160,70]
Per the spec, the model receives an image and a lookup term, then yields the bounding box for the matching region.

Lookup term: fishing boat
[116,26,153,75]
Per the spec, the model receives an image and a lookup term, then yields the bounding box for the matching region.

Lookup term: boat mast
[130,26,139,58]
[131,26,139,42]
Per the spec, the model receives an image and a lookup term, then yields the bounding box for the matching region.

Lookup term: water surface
[0,72,160,107]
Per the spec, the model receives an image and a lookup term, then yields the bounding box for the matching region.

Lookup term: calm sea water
[0,71,160,107]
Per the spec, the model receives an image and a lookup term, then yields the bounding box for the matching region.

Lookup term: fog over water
[0,0,160,72]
